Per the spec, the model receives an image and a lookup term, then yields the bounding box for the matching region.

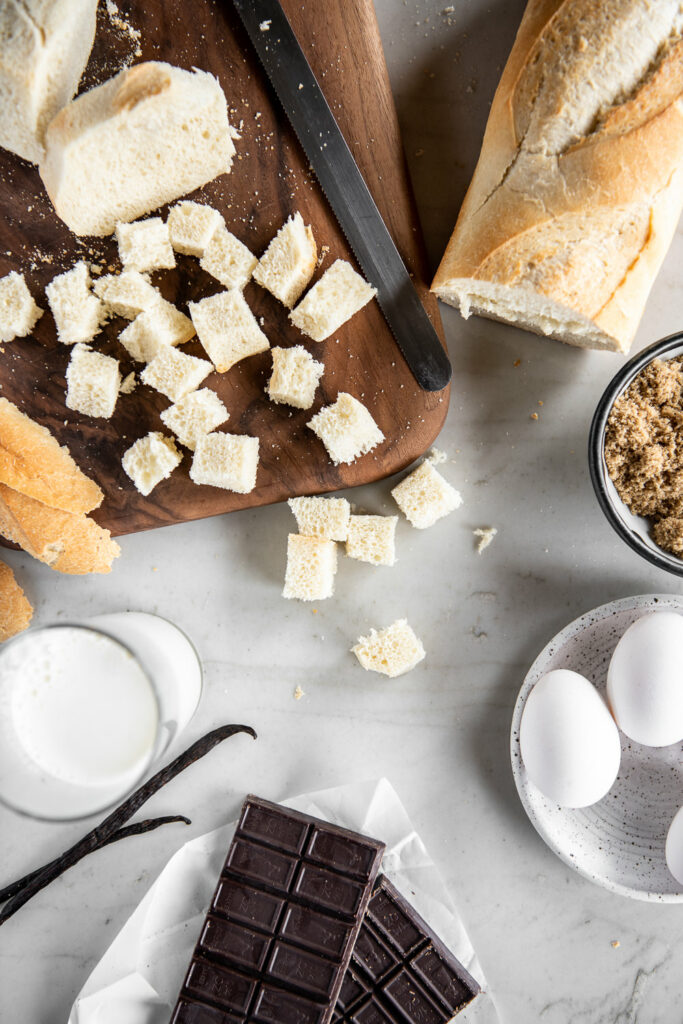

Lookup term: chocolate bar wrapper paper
[68,778,500,1024]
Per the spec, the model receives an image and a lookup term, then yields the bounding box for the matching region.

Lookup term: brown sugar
[605,357,683,556]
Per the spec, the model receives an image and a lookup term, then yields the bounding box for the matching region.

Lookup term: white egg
[607,612,683,747]
[666,805,683,886]
[520,669,621,808]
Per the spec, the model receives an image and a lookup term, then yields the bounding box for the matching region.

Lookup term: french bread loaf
[0,483,119,575]
[431,1,683,353]
[40,62,237,236]
[0,560,33,641]
[0,0,97,164]
[0,397,103,513]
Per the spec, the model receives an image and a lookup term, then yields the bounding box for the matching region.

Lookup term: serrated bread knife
[232,0,451,392]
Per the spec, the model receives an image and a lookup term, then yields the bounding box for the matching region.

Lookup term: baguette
[0,483,119,575]
[0,560,33,641]
[0,0,97,164]
[0,397,103,513]
[431,1,683,353]
[40,62,237,236]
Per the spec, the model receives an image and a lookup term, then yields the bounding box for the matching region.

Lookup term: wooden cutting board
[0,0,448,536]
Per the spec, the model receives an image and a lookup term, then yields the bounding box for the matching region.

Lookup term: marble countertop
[2,1,682,1021]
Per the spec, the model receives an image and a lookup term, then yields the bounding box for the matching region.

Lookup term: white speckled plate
[511,595,683,902]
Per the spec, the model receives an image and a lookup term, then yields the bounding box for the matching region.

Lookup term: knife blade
[231,0,451,392]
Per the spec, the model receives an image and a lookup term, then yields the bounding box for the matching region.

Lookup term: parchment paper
[68,778,500,1024]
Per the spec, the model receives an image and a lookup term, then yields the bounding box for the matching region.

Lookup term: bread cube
[288,495,350,542]
[46,261,103,344]
[122,431,182,496]
[160,388,229,450]
[283,533,337,601]
[391,461,462,529]
[119,299,195,362]
[307,392,384,465]
[267,345,323,410]
[141,346,212,402]
[93,270,159,319]
[352,619,425,678]
[253,212,317,308]
[189,289,269,373]
[289,259,376,341]
[66,344,120,419]
[0,272,43,342]
[116,217,175,272]
[190,431,259,493]
[346,515,397,566]
[200,224,257,289]
[168,201,224,257]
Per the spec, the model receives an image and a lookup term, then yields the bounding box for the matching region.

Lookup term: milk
[4,626,159,790]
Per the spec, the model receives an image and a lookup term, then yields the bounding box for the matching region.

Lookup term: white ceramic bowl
[511,594,683,902]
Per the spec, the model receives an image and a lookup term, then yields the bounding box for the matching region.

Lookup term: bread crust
[432,0,683,352]
[0,483,119,575]
[0,559,33,641]
[0,397,103,513]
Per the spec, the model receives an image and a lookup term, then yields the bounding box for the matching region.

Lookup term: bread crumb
[426,447,448,465]
[513,359,521,367]
[104,0,142,63]
[293,685,305,700]
[119,372,136,395]
[611,940,620,949]
[530,412,538,420]
[259,19,272,30]
[474,527,497,553]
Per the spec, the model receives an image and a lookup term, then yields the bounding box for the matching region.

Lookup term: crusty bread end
[0,483,119,575]
[0,396,103,513]
[0,560,33,641]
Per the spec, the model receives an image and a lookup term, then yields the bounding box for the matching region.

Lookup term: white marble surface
[2,1,683,1021]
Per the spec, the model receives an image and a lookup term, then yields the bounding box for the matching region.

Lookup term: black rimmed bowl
[589,331,683,577]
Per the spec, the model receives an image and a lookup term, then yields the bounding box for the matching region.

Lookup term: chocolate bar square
[171,796,385,1024]
[333,876,480,1023]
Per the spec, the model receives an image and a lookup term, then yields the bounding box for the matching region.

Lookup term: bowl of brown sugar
[589,331,683,576]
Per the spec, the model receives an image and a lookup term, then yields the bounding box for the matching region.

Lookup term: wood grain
[0,0,448,537]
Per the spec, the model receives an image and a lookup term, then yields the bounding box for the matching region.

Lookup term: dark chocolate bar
[333,876,480,1023]
[171,796,385,1024]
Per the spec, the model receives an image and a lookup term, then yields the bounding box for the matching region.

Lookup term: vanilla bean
[0,723,256,925]
[0,815,191,904]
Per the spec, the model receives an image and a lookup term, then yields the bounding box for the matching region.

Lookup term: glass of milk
[0,612,202,820]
